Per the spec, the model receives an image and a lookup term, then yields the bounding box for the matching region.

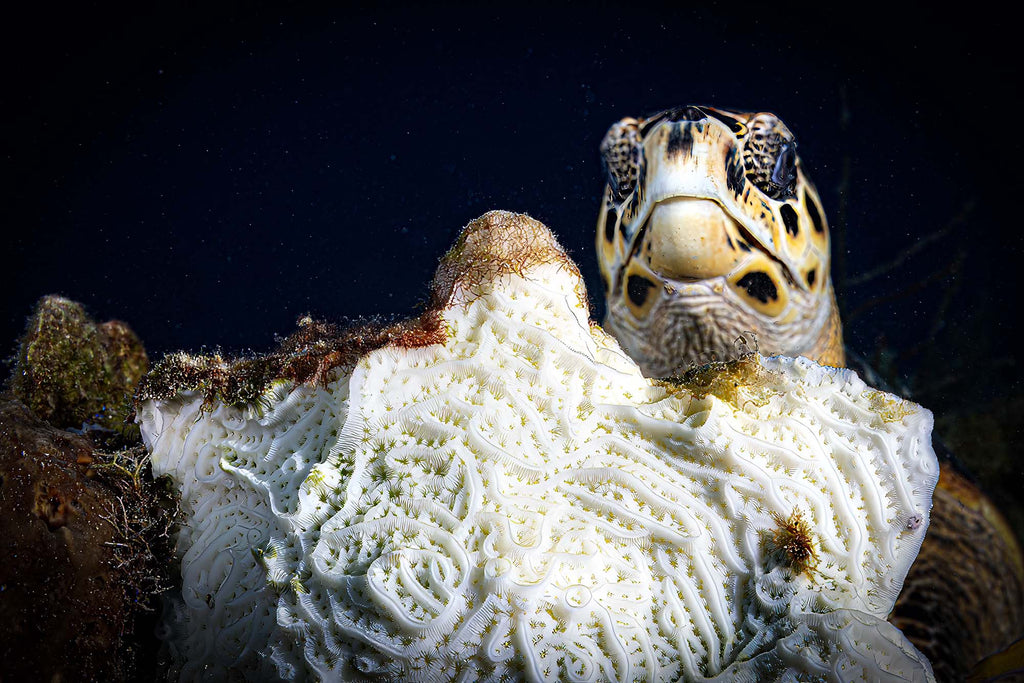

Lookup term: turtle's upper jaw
[640,197,747,281]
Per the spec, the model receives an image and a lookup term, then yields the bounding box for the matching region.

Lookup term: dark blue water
[4,4,1020,418]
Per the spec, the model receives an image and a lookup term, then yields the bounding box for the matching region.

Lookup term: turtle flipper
[891,463,1024,681]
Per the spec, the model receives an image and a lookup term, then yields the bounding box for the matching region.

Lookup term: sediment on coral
[658,354,781,408]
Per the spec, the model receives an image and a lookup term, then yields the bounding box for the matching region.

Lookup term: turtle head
[596,105,843,375]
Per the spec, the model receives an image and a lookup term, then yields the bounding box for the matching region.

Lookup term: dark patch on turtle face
[667,122,694,159]
[725,145,745,196]
[626,274,657,308]
[806,268,816,287]
[666,105,707,123]
[780,204,800,237]
[805,191,825,233]
[635,153,648,206]
[604,210,616,243]
[737,239,752,252]
[639,106,705,137]
[600,270,610,294]
[703,108,745,135]
[737,271,778,304]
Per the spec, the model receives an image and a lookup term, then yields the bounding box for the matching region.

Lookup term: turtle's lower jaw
[642,197,746,281]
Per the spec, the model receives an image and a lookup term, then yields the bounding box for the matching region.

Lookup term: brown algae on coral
[767,508,820,577]
[135,211,580,410]
[658,353,782,410]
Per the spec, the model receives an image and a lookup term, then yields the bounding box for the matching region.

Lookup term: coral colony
[137,212,938,681]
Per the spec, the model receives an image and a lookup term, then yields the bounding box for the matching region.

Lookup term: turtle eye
[742,116,799,200]
[770,143,797,197]
[747,139,797,200]
[600,118,642,204]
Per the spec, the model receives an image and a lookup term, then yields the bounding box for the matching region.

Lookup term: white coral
[138,212,937,682]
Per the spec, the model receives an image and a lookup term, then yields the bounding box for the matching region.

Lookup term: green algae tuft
[9,295,148,439]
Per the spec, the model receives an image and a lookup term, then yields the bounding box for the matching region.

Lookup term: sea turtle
[593,104,1024,680]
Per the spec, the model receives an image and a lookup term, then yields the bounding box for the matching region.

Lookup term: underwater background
[4,3,1021,548]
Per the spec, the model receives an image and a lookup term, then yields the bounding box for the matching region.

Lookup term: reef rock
[137,211,939,681]
[0,397,137,680]
[1,298,173,681]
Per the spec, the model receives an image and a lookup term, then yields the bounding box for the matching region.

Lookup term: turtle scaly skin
[893,463,1024,680]
[595,104,1024,680]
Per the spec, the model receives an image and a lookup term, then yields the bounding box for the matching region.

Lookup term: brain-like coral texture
[138,211,938,681]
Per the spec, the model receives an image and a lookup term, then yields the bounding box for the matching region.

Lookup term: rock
[0,396,132,680]
[1,296,175,681]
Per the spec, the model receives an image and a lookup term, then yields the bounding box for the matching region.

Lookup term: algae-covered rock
[9,295,148,438]
[1,296,173,680]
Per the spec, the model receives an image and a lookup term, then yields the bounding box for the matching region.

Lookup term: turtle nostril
[667,106,708,123]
